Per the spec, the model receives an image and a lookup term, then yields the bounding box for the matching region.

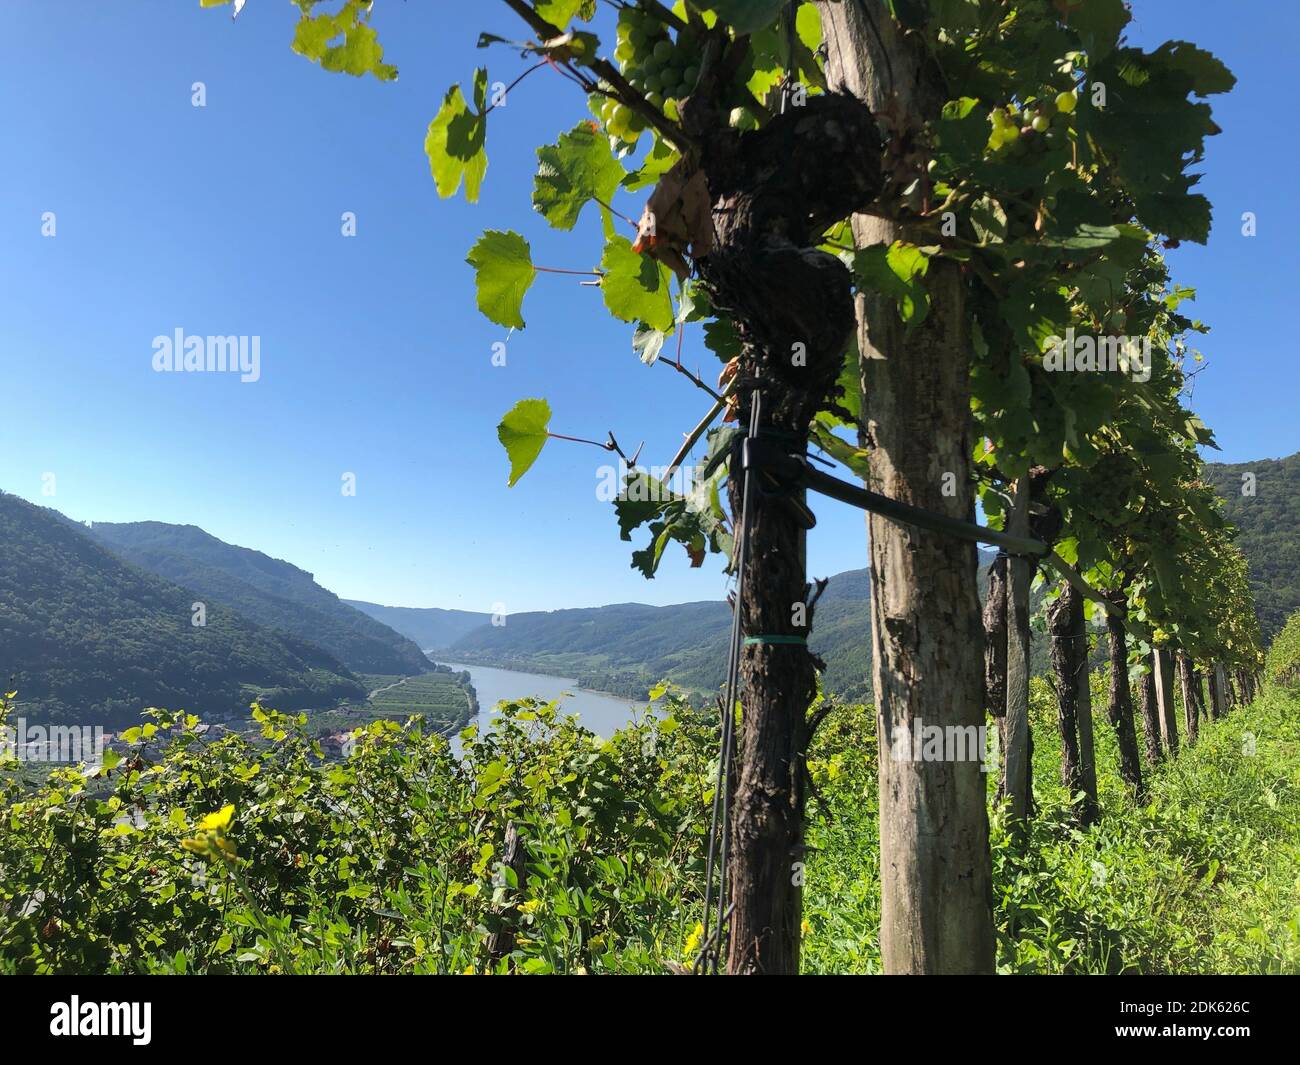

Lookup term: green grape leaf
[1061,0,1130,60]
[1136,192,1213,245]
[600,236,675,332]
[935,96,990,167]
[630,521,672,577]
[467,230,535,329]
[617,465,732,578]
[1151,41,1236,96]
[623,138,679,193]
[291,0,397,81]
[702,317,743,363]
[535,0,596,26]
[615,472,672,540]
[835,335,863,423]
[812,421,870,479]
[533,122,625,231]
[1001,279,1070,353]
[701,426,742,479]
[497,399,551,487]
[1183,411,1215,447]
[796,3,823,53]
[852,242,931,325]
[425,69,489,202]
[970,195,1008,244]
[1039,222,1135,251]
[704,0,787,35]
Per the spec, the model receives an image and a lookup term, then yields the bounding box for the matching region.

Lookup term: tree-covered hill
[0,494,365,727]
[87,521,431,676]
[444,600,730,695]
[1203,452,1300,641]
[344,600,490,650]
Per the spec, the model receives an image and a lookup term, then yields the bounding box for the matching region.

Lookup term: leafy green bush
[1266,608,1300,689]
[2,681,1297,974]
[0,692,714,974]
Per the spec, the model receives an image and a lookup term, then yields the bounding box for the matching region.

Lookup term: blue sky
[1,1,1295,613]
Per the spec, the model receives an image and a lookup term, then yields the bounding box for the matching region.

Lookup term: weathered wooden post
[1154,649,1179,757]
[1212,663,1229,718]
[1003,474,1033,820]
[1177,652,1200,745]
[1139,657,1163,765]
[486,821,527,968]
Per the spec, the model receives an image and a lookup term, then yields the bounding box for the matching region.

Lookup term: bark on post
[1138,656,1163,765]
[1077,634,1098,818]
[984,554,1008,721]
[676,75,884,974]
[1177,652,1200,745]
[820,1,994,973]
[1154,649,1179,757]
[1104,606,1144,798]
[486,821,528,969]
[1002,476,1034,822]
[1210,664,1228,718]
[1047,582,1098,824]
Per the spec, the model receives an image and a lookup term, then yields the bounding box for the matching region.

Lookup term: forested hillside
[446,600,730,695]
[88,522,431,675]
[0,494,365,726]
[345,600,490,650]
[1204,452,1300,640]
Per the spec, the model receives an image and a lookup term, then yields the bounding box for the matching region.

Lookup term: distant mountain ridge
[87,522,431,676]
[344,601,491,650]
[0,493,364,727]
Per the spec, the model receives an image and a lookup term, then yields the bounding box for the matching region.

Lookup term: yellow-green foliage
[1266,609,1300,689]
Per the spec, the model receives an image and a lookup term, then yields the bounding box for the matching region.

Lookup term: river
[436,661,648,739]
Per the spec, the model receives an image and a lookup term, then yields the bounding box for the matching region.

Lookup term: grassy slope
[802,683,1300,974]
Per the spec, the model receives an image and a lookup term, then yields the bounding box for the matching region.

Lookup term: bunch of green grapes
[599,7,703,142]
[987,89,1078,157]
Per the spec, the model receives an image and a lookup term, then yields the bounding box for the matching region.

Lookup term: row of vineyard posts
[219,0,1263,974]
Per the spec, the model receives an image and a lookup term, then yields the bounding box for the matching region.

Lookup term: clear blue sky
[1,1,1295,612]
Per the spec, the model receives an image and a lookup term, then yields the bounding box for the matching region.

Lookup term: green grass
[800,681,1300,974]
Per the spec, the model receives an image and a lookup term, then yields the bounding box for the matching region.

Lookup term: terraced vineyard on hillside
[308,671,478,737]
